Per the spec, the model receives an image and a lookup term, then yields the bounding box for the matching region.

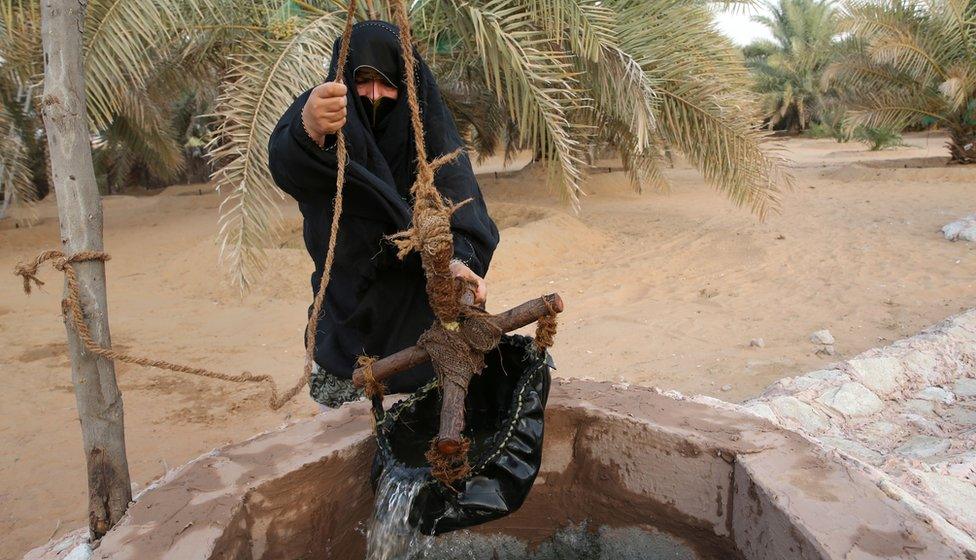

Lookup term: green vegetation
[744,0,840,132]
[827,0,976,162]
[853,126,905,150]
[1,0,789,290]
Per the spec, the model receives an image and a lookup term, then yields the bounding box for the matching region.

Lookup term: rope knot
[357,355,384,399]
[425,436,471,488]
[13,250,110,294]
[13,262,44,294]
[416,311,502,393]
[533,296,559,352]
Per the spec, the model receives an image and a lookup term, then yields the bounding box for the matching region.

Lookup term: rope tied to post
[425,435,471,488]
[14,249,110,294]
[416,305,503,393]
[11,0,365,412]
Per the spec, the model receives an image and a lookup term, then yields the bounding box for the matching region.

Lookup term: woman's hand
[301,82,347,146]
[449,260,487,306]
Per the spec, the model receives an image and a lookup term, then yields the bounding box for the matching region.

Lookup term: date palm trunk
[947,124,976,164]
[40,0,132,539]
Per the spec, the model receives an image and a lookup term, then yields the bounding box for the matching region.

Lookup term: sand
[1,132,974,558]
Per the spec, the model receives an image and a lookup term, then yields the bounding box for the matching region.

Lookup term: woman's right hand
[301,82,347,147]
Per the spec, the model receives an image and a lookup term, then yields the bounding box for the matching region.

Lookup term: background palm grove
[1,0,973,290]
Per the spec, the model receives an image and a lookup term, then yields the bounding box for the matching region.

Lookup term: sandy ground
[1,132,974,558]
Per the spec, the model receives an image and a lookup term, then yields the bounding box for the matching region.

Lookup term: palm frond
[209,9,345,290]
[83,0,221,129]
[621,0,788,215]
[0,101,36,222]
[450,0,588,206]
[833,0,976,160]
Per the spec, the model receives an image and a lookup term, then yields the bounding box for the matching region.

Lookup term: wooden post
[40,0,132,538]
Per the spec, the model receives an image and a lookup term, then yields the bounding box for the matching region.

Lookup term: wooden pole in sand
[40,0,132,538]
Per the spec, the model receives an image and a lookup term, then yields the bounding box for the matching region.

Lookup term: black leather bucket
[370,334,552,535]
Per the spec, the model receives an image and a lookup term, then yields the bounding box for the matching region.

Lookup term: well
[26,380,968,560]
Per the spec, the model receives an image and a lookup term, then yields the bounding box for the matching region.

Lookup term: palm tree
[0,0,212,215]
[2,0,792,290]
[744,0,841,132]
[827,0,976,163]
[208,0,791,290]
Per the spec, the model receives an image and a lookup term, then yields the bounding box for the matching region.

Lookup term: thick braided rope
[15,251,297,408]
[357,354,384,399]
[12,1,362,412]
[534,296,559,352]
[389,0,465,327]
[301,0,359,402]
[388,0,505,366]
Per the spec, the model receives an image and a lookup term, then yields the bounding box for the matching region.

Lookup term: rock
[784,376,826,392]
[862,421,905,441]
[904,398,936,415]
[946,452,976,480]
[900,413,942,436]
[810,329,835,345]
[768,396,830,434]
[944,404,976,426]
[944,323,976,345]
[915,386,955,404]
[805,369,849,383]
[742,402,777,422]
[900,350,940,385]
[953,378,976,399]
[749,338,765,348]
[64,544,93,560]
[847,356,904,396]
[895,435,950,459]
[815,345,836,356]
[816,382,884,417]
[914,471,976,530]
[720,384,733,392]
[942,214,976,242]
[819,436,884,465]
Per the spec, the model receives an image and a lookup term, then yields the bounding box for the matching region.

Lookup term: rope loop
[533,296,559,352]
[357,355,384,399]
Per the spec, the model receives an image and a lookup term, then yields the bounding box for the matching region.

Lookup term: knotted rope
[425,436,471,487]
[357,354,384,399]
[14,251,301,408]
[416,304,503,393]
[12,1,361,411]
[387,0,467,329]
[533,296,559,352]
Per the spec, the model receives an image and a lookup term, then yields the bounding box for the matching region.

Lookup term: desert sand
[1,132,974,558]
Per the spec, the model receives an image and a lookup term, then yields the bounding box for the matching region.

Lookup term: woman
[267,20,499,409]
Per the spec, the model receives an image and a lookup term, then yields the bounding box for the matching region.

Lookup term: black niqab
[267,20,499,393]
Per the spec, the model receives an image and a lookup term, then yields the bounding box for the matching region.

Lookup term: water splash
[365,467,432,560]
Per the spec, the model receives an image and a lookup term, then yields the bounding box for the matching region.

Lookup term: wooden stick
[352,293,563,388]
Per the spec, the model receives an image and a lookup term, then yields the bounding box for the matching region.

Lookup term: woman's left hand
[449,260,487,306]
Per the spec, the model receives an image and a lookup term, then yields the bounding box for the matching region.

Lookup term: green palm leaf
[209,9,345,290]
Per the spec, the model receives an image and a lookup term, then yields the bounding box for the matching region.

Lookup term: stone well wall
[741,309,976,550]
[26,380,972,560]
